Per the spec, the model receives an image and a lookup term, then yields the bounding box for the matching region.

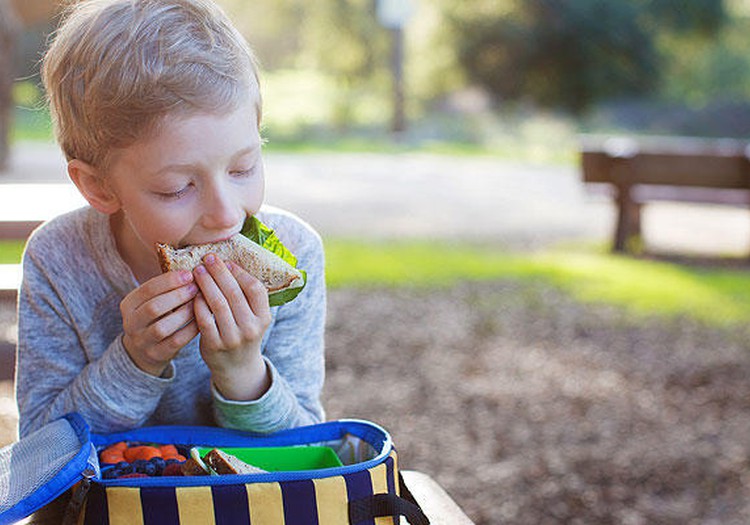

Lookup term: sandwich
[156,216,306,306]
[180,447,267,476]
[203,448,267,475]
[180,448,211,476]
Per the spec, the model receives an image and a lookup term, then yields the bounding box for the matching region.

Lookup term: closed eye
[156,184,192,200]
[230,166,256,178]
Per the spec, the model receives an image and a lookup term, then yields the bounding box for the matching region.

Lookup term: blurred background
[2,1,750,524]
[5,0,750,160]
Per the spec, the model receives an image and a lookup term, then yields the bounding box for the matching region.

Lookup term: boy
[15,0,326,438]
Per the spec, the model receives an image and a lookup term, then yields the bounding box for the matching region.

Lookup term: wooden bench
[580,135,750,254]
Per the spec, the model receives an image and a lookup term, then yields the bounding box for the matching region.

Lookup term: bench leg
[613,185,642,253]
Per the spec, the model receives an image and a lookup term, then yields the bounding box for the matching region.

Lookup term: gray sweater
[15,205,326,438]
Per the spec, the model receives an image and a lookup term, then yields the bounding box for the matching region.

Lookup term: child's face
[105,99,264,277]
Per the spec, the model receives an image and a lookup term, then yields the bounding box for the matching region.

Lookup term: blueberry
[132,460,149,473]
[150,457,166,475]
[116,462,134,475]
[141,462,157,476]
[165,458,181,465]
[102,468,119,479]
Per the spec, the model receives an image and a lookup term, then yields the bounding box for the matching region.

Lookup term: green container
[196,446,343,472]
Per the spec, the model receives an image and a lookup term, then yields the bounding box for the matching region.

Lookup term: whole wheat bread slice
[156,234,304,293]
[203,448,267,475]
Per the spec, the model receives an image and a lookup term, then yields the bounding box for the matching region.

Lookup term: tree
[0,2,20,170]
[441,0,727,113]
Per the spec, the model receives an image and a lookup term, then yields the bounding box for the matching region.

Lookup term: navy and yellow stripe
[83,450,400,525]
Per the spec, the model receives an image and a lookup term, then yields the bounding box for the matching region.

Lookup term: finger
[121,270,194,313]
[147,300,196,344]
[193,292,220,347]
[125,281,198,334]
[194,258,246,344]
[227,261,270,321]
[157,318,199,354]
[203,254,254,322]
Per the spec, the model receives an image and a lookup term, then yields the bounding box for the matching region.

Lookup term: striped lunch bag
[0,413,429,525]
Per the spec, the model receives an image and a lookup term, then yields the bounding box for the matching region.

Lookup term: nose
[201,179,244,232]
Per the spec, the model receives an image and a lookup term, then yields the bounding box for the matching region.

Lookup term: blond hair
[42,0,261,169]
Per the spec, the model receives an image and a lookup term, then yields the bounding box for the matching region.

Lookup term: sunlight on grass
[0,241,24,264]
[325,240,750,327]
[532,252,750,325]
[325,240,533,288]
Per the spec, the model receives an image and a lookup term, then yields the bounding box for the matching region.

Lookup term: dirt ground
[2,282,750,524]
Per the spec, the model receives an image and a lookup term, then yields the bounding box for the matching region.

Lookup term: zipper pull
[62,468,95,525]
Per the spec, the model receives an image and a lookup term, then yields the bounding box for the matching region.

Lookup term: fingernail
[225,261,234,271]
[181,271,193,283]
[195,265,207,275]
[205,254,216,265]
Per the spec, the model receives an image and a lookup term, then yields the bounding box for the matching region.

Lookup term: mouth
[176,225,246,248]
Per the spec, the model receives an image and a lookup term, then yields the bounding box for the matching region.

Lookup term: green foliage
[219,0,391,130]
[10,81,53,143]
[644,0,727,35]
[659,14,750,105]
[440,0,727,113]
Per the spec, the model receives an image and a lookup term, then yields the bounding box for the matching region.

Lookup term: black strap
[62,477,91,525]
[349,474,430,525]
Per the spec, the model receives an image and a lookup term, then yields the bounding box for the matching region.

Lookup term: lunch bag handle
[348,473,430,525]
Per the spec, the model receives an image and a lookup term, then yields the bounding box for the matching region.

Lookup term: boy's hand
[120,271,200,376]
[193,254,272,401]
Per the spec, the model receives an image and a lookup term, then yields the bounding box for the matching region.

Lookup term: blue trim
[92,419,388,449]
[0,414,93,525]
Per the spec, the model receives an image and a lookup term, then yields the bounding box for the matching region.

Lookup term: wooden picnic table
[402,470,474,524]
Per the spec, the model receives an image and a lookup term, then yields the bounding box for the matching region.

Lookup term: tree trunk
[0,3,20,171]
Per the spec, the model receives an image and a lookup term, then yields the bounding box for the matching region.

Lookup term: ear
[68,159,121,214]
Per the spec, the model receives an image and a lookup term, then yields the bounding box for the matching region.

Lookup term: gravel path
[323,284,750,524]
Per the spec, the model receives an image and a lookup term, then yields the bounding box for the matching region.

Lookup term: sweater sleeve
[15,228,175,437]
[212,214,326,432]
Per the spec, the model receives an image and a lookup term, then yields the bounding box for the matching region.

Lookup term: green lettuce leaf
[240,216,307,306]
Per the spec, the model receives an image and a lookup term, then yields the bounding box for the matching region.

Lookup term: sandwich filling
[156,216,307,306]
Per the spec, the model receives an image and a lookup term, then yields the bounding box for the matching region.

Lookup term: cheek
[248,172,265,208]
[124,201,194,245]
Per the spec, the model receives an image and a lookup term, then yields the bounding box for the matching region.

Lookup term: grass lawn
[324,240,750,327]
